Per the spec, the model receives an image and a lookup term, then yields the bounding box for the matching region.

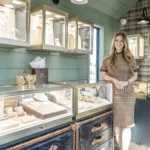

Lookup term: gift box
[32,68,48,85]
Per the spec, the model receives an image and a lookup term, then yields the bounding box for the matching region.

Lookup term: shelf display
[0,0,30,48]
[133,81,148,100]
[29,5,68,52]
[68,17,93,54]
[127,34,144,59]
[0,84,73,146]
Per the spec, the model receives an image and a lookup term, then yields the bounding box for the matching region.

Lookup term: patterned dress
[100,52,138,128]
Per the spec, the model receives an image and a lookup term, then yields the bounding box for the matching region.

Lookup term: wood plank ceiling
[83,0,138,20]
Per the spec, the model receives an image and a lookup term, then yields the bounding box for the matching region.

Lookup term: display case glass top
[0,84,73,146]
[127,34,144,59]
[68,17,93,54]
[29,5,68,52]
[75,82,113,119]
[0,0,30,48]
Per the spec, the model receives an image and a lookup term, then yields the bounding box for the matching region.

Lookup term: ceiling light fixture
[137,7,149,24]
[71,0,88,5]
[12,0,23,5]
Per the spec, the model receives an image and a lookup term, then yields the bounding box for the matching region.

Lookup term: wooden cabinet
[0,0,30,48]
[68,17,93,54]
[127,34,144,59]
[76,111,113,150]
[29,5,68,52]
[5,125,75,150]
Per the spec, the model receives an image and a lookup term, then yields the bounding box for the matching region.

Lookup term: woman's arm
[101,72,123,89]
[128,72,137,84]
[120,72,137,87]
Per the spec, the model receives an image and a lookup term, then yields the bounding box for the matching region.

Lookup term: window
[89,27,100,83]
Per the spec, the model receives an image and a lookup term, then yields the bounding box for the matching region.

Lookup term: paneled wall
[120,0,150,81]
[0,0,119,85]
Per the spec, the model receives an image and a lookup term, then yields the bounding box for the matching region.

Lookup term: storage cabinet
[68,17,93,54]
[5,125,75,150]
[29,5,68,52]
[76,111,113,150]
[94,139,113,150]
[0,0,30,48]
[127,34,144,59]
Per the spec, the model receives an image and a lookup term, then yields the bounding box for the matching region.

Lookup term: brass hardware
[92,136,104,145]
[91,123,104,132]
[49,145,58,150]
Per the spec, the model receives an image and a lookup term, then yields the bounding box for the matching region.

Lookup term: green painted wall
[0,0,119,85]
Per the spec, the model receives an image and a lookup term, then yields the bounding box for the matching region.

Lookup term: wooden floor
[129,142,150,150]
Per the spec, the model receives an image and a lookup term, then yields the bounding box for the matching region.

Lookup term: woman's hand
[119,81,128,88]
[112,78,124,90]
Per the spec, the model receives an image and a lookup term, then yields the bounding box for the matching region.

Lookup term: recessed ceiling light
[83,24,89,27]
[45,11,52,15]
[71,0,88,4]
[55,14,62,18]
[4,4,14,9]
[12,0,23,5]
[36,14,43,18]
[78,22,82,25]
[47,17,54,20]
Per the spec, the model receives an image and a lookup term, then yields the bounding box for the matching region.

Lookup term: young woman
[100,32,138,150]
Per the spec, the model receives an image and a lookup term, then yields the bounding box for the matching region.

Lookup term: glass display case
[68,17,93,54]
[75,82,113,119]
[127,34,144,59]
[29,5,68,52]
[0,0,30,48]
[133,81,148,100]
[50,81,113,120]
[0,84,73,146]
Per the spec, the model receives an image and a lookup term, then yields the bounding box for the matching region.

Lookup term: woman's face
[114,35,124,52]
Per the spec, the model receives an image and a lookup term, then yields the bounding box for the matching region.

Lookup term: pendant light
[71,0,88,4]
[137,7,149,24]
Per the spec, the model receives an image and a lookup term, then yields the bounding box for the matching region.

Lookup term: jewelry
[0,10,8,31]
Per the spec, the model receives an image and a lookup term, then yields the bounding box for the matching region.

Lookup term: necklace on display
[0,10,8,31]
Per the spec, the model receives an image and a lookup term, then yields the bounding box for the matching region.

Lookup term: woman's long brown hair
[106,32,135,74]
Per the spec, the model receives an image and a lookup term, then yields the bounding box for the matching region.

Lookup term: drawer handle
[92,136,104,145]
[49,145,58,150]
[91,123,104,132]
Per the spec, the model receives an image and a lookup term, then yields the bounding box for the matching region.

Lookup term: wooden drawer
[79,128,113,150]
[79,114,112,140]
[94,139,113,150]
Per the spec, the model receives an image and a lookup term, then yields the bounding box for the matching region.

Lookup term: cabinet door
[22,130,74,150]
[79,114,113,141]
[79,128,112,150]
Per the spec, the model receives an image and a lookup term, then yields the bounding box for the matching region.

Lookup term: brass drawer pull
[92,136,104,145]
[91,123,104,132]
[49,145,58,150]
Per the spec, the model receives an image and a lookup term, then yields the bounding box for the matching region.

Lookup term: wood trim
[5,126,72,150]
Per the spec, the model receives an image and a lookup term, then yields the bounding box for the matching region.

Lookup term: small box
[32,68,48,85]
